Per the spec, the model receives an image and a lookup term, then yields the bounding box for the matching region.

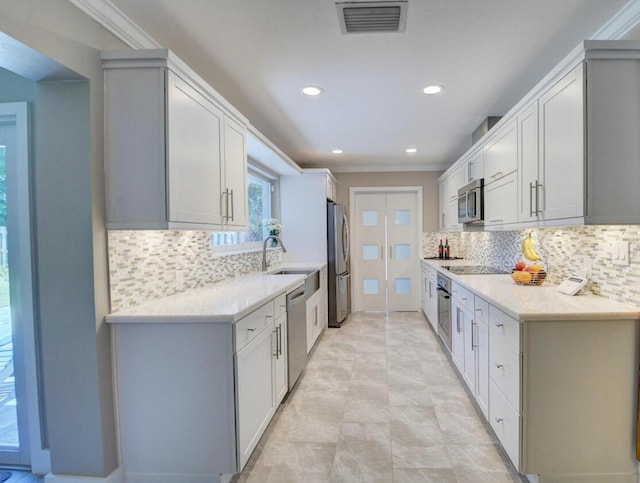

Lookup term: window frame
[210,160,279,254]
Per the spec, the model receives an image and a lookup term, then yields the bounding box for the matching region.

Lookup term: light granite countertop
[421,259,640,322]
[105,263,326,324]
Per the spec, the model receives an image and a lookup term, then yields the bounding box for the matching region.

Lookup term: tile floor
[234,311,525,483]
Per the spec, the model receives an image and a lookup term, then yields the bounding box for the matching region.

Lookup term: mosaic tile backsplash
[423,226,640,308]
[108,231,282,312]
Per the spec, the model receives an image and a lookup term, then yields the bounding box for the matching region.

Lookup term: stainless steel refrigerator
[327,202,350,327]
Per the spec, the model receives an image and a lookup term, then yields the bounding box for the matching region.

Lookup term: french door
[351,188,421,312]
[0,102,34,466]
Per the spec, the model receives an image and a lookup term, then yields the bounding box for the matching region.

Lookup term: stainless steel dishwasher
[286,284,307,390]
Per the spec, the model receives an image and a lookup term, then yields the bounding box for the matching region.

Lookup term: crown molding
[591,0,640,40]
[67,0,160,48]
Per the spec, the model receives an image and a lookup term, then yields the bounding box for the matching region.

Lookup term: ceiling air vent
[336,1,408,34]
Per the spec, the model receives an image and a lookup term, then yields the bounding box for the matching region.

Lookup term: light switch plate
[611,241,630,266]
[175,270,185,291]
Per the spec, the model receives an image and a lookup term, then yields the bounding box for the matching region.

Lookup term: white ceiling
[108,0,630,172]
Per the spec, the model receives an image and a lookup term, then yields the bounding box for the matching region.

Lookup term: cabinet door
[462,306,475,394]
[236,324,275,469]
[273,315,288,406]
[518,101,540,223]
[223,116,248,228]
[475,319,489,418]
[468,149,484,182]
[484,120,517,183]
[438,179,448,230]
[484,172,517,227]
[539,63,584,221]
[427,274,438,331]
[451,300,465,373]
[166,71,225,226]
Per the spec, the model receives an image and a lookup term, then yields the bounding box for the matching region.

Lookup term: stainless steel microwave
[458,178,484,224]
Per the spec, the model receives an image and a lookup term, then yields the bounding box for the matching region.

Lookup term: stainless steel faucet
[262,235,287,271]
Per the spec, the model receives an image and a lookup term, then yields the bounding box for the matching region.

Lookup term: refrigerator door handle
[342,213,350,265]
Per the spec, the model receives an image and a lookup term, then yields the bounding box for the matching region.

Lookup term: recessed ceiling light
[332,149,344,154]
[302,86,324,96]
[423,85,443,95]
[406,148,417,153]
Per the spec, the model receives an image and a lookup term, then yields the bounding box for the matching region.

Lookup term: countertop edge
[421,259,640,322]
[105,264,323,324]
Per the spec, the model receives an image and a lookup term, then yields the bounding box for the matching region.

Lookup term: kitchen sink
[269,269,317,275]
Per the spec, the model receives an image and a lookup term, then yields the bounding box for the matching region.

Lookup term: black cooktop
[424,256,464,260]
[442,265,509,275]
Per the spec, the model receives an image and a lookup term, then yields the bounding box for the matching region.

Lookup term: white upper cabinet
[517,101,539,223]
[538,63,584,222]
[224,116,249,228]
[439,40,640,231]
[166,71,225,226]
[103,49,249,230]
[467,148,484,183]
[484,119,517,185]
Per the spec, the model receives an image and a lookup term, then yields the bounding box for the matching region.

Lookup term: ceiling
[107,0,630,172]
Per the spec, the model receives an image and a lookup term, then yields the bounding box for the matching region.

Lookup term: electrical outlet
[175,270,185,291]
[611,241,630,266]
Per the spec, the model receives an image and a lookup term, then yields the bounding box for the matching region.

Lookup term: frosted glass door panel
[363,279,379,295]
[362,244,380,261]
[394,244,411,260]
[361,210,378,226]
[394,210,410,226]
[395,278,411,295]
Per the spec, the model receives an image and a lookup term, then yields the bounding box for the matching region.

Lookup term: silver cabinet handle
[462,297,468,302]
[529,181,535,217]
[265,314,273,319]
[471,321,476,349]
[535,181,542,215]
[272,329,278,357]
[475,308,483,313]
[229,188,234,221]
[495,363,504,369]
[247,327,255,332]
[495,323,504,328]
[495,417,504,423]
[276,324,282,358]
[490,171,503,179]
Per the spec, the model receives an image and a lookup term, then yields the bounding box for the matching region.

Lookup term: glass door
[0,103,31,466]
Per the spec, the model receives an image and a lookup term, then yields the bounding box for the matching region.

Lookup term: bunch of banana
[521,233,541,261]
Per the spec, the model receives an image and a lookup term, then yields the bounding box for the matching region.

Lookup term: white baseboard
[44,466,123,483]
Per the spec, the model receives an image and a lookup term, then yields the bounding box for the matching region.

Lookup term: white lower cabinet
[489,379,521,469]
[421,264,438,331]
[306,267,328,354]
[273,313,288,406]
[452,283,489,419]
[236,323,275,469]
[112,293,290,483]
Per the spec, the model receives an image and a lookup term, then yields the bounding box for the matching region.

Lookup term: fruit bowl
[511,268,547,286]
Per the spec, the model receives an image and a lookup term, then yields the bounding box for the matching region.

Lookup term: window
[211,167,277,249]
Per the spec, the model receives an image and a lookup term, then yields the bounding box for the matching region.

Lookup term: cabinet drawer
[489,332,520,410]
[451,282,474,312]
[490,379,521,471]
[489,305,520,350]
[234,301,275,351]
[474,296,489,323]
[274,294,287,319]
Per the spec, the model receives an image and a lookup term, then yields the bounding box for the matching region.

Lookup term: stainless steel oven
[436,273,452,352]
[458,178,484,224]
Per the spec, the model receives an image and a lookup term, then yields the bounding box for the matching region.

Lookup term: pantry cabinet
[103,49,248,230]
